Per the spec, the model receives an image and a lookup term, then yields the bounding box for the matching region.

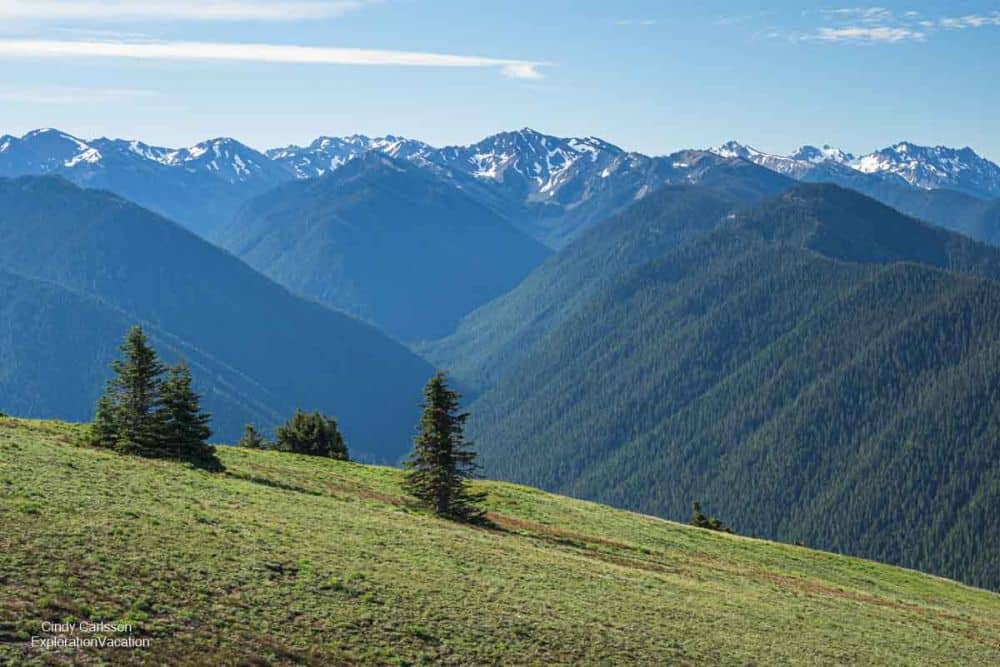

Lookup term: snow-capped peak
[16,128,103,170]
[712,140,759,160]
[708,138,1000,199]
[435,128,624,197]
[790,145,854,164]
[852,142,1000,198]
[265,134,433,179]
[23,128,89,149]
[709,141,818,180]
[140,137,287,183]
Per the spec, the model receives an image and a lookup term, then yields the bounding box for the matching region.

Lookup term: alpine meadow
[1,2,999,665]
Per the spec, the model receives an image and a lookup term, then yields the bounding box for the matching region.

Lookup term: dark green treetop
[159,362,216,465]
[274,410,348,459]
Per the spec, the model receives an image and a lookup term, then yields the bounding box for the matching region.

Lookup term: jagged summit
[790,144,854,164]
[710,139,1000,199]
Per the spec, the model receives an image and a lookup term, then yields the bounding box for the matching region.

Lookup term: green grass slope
[2,419,999,666]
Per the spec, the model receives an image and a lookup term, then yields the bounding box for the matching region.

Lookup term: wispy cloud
[0,84,157,104]
[939,12,1000,29]
[0,0,372,22]
[615,19,656,26]
[0,38,547,79]
[792,6,1000,45]
[821,7,894,23]
[812,25,925,43]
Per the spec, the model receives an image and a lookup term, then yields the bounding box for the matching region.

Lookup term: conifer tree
[159,362,215,463]
[237,423,267,450]
[89,394,120,449]
[274,410,348,459]
[403,372,486,521]
[107,325,165,454]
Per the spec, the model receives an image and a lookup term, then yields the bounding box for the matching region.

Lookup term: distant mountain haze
[0,176,432,460]
[219,153,552,342]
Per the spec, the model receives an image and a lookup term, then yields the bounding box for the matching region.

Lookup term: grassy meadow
[1,417,998,665]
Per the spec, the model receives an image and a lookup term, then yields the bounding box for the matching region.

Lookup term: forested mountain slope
[797,166,1000,246]
[422,169,795,391]
[0,176,432,459]
[0,268,299,436]
[220,153,551,342]
[469,184,1000,589]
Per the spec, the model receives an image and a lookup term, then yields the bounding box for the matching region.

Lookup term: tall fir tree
[159,362,216,464]
[403,372,486,521]
[107,325,165,454]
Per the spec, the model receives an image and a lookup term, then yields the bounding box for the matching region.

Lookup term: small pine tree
[403,372,486,521]
[690,501,733,533]
[274,410,348,459]
[99,325,165,454]
[159,362,216,464]
[237,424,267,449]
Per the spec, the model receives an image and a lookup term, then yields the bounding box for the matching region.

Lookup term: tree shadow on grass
[222,470,324,496]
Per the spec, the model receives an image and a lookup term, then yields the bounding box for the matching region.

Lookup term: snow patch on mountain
[710,140,1000,199]
[267,135,433,179]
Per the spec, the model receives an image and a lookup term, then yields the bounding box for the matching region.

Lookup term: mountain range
[4,127,998,248]
[712,140,1000,200]
[0,129,289,238]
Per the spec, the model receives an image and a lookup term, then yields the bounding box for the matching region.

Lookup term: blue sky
[0,1,997,160]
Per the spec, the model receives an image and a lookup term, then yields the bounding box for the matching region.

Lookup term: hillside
[219,153,551,342]
[0,176,432,459]
[468,184,1000,590]
[0,268,136,417]
[422,173,795,392]
[2,419,999,665]
[795,164,1000,246]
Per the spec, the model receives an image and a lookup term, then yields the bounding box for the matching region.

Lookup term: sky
[0,0,997,161]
